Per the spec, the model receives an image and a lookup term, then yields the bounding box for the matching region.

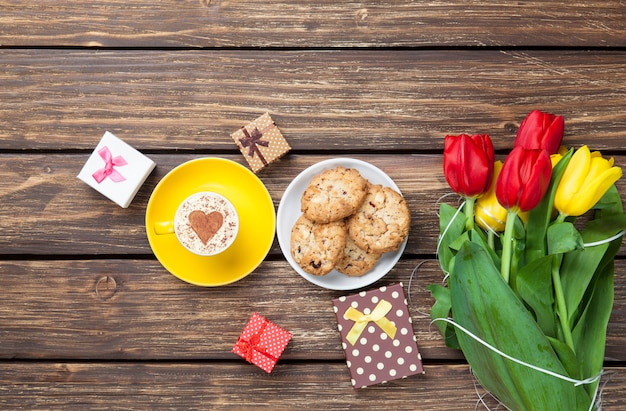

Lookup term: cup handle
[154,221,175,235]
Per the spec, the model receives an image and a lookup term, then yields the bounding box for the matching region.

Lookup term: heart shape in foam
[189,210,224,244]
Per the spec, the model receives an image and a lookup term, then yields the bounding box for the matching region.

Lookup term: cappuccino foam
[175,192,238,256]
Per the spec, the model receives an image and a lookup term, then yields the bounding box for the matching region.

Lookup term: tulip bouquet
[429,110,626,410]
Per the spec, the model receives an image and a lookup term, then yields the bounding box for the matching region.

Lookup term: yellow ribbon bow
[344,299,397,345]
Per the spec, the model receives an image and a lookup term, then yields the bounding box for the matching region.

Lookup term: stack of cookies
[290,166,410,277]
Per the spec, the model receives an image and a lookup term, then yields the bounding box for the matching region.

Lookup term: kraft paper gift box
[232,312,292,373]
[77,131,156,208]
[332,283,424,388]
[231,112,291,173]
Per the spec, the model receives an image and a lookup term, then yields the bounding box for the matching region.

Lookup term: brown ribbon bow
[239,127,269,166]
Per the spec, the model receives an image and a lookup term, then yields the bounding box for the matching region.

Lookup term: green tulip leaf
[547,222,584,255]
[426,283,460,350]
[450,241,577,410]
[438,203,466,274]
[560,214,626,326]
[449,231,470,252]
[572,260,614,400]
[513,212,527,240]
[510,232,526,291]
[561,249,605,326]
[546,336,580,380]
[595,184,624,216]
[469,227,501,267]
[559,185,624,401]
[516,255,556,338]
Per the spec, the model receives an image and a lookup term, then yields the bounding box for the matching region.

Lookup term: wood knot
[95,276,117,301]
[504,122,518,134]
[355,8,369,27]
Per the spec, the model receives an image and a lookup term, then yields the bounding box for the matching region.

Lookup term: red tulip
[496,146,552,212]
[443,134,494,198]
[514,110,564,155]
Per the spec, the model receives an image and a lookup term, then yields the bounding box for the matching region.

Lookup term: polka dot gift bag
[332,283,424,388]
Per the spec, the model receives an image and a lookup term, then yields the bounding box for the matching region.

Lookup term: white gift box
[77,131,156,208]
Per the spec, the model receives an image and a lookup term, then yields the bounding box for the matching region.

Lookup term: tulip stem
[500,210,517,284]
[552,253,575,351]
[464,197,475,231]
[487,230,495,250]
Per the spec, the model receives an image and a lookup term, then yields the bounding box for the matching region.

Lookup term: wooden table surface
[1,1,626,409]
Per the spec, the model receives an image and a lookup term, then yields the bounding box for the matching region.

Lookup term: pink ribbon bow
[92,146,128,183]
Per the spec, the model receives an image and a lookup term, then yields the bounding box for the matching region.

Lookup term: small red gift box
[232,313,292,373]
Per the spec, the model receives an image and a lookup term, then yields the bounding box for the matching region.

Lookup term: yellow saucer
[146,158,275,286]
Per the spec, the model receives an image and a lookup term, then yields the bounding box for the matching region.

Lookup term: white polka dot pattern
[332,283,424,388]
[231,112,291,173]
[232,312,292,373]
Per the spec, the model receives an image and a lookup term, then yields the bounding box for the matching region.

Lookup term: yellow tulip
[475,161,508,232]
[554,145,622,217]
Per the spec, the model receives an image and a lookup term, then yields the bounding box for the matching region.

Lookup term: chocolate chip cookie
[290,215,347,276]
[300,166,368,224]
[335,236,382,277]
[347,184,410,253]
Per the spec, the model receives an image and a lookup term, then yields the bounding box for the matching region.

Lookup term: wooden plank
[1,1,625,48]
[1,153,625,256]
[0,259,458,361]
[2,153,626,256]
[0,259,624,362]
[0,362,624,410]
[1,49,626,151]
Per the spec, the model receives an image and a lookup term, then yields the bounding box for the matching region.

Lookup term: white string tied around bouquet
[583,230,625,248]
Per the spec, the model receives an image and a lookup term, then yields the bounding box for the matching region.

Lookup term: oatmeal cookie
[335,236,382,277]
[301,166,368,224]
[290,214,347,276]
[347,184,410,253]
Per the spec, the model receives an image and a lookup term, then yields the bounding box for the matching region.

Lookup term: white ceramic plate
[277,158,408,290]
